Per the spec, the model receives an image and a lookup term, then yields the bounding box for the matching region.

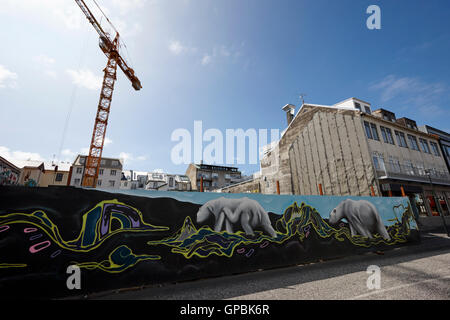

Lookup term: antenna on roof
[299,93,307,105]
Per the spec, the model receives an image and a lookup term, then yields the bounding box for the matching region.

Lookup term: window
[372,153,385,171]
[76,167,82,174]
[380,126,395,144]
[370,123,379,140]
[55,173,63,182]
[99,169,104,175]
[389,156,401,173]
[169,177,174,187]
[74,178,80,186]
[416,163,426,176]
[407,135,420,151]
[355,102,362,111]
[80,158,85,164]
[373,155,386,171]
[404,160,415,175]
[444,145,450,157]
[430,142,440,156]
[109,180,115,187]
[100,160,106,165]
[364,106,371,114]
[364,121,373,139]
[97,180,102,186]
[394,131,408,148]
[124,181,128,187]
[419,138,431,153]
[110,169,117,176]
[112,160,119,166]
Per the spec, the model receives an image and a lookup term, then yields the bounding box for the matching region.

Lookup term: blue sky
[1,0,449,176]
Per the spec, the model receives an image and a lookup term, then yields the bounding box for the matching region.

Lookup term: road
[84,233,450,300]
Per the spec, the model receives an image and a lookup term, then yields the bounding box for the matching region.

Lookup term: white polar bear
[196,197,277,238]
[328,199,391,241]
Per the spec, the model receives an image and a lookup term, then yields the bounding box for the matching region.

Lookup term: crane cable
[56,23,92,164]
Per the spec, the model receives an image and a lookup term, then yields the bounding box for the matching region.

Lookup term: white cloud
[370,74,447,103]
[112,0,146,13]
[33,54,55,66]
[0,65,18,89]
[66,68,103,90]
[169,41,185,55]
[370,74,450,119]
[201,55,212,66]
[0,146,45,162]
[168,40,197,55]
[33,54,57,79]
[118,152,147,164]
[104,137,113,147]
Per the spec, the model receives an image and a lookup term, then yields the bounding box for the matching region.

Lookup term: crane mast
[73,0,142,188]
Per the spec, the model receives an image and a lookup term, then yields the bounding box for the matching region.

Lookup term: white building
[70,155,122,189]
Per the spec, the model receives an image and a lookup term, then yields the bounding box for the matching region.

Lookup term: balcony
[375,163,450,186]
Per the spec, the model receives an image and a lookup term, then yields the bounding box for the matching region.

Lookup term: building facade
[185,163,242,192]
[256,98,450,223]
[0,156,21,186]
[39,162,72,187]
[69,155,122,189]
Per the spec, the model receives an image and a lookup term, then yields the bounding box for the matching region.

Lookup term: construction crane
[74,0,142,188]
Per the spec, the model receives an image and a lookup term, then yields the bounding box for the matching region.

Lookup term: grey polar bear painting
[196,197,278,238]
[328,199,391,240]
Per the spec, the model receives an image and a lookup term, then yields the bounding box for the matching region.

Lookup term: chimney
[282,104,296,126]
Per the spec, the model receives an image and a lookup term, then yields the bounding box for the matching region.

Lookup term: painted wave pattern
[0,200,167,271]
[149,202,416,259]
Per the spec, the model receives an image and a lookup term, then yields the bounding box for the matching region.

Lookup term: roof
[73,154,123,168]
[334,97,372,106]
[43,162,71,172]
[8,159,44,169]
[0,156,21,172]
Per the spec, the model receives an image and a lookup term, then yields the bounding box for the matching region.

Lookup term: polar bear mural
[196,197,277,238]
[328,199,391,240]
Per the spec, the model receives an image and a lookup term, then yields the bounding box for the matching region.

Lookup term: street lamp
[425,169,449,237]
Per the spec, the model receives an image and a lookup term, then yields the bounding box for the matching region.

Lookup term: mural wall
[0,186,419,298]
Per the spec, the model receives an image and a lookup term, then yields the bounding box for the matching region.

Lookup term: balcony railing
[375,163,450,186]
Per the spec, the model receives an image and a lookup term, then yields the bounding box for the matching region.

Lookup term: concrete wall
[0,186,419,298]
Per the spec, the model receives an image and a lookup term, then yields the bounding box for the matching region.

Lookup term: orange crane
[74,0,142,188]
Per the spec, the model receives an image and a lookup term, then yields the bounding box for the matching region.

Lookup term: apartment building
[120,170,192,191]
[253,97,449,222]
[185,163,242,191]
[69,155,122,189]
